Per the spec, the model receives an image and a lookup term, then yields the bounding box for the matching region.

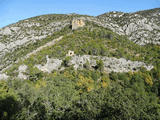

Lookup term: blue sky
[0,0,160,28]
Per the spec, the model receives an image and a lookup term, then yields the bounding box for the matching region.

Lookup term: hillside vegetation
[0,8,160,120]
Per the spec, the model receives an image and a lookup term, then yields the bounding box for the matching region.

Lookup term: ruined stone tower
[72,19,85,30]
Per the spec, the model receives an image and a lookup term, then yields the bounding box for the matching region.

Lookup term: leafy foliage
[1,21,160,119]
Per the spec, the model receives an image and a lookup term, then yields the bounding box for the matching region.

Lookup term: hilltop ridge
[0,8,160,120]
[0,8,160,72]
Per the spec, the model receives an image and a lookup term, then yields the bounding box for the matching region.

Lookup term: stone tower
[72,19,85,30]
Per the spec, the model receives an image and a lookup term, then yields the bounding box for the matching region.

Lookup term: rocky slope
[97,8,160,45]
[0,8,160,120]
[0,8,159,76]
[0,14,76,70]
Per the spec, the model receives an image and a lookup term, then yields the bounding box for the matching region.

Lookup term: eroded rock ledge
[35,54,153,74]
[0,53,153,80]
[68,55,153,72]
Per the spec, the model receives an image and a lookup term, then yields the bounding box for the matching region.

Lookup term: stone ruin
[66,50,75,57]
[72,19,85,30]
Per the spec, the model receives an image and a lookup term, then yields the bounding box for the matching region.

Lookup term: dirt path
[25,36,63,59]
[1,36,63,73]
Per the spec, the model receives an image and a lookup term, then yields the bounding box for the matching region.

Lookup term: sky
[0,0,160,28]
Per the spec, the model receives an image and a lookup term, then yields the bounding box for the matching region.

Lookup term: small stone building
[66,50,75,56]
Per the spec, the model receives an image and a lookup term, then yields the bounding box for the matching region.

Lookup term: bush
[94,60,104,72]
[62,56,71,67]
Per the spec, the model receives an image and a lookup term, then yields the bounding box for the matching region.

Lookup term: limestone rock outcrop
[35,54,153,73]
[68,55,153,72]
[35,55,62,73]
[97,8,160,45]
[0,8,159,73]
[0,73,8,80]
[18,64,28,80]
[0,16,70,71]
